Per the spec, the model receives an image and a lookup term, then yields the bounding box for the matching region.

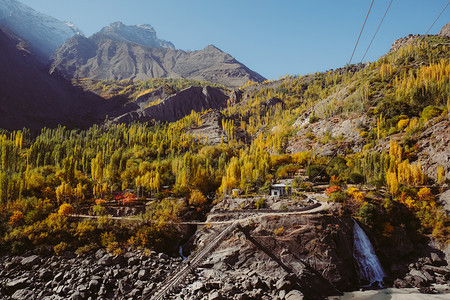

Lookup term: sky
[20,0,450,80]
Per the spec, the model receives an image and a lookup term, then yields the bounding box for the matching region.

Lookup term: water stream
[353,220,386,287]
[179,245,187,260]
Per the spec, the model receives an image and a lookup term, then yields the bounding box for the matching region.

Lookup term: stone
[191,281,204,292]
[251,276,265,289]
[410,269,430,282]
[209,291,222,300]
[423,265,450,275]
[21,255,41,268]
[138,269,149,280]
[118,281,131,294]
[95,249,107,260]
[69,291,83,300]
[158,252,169,260]
[98,254,113,266]
[285,290,304,300]
[12,289,34,300]
[393,278,409,288]
[89,279,100,292]
[430,253,443,265]
[6,277,29,292]
[275,278,292,291]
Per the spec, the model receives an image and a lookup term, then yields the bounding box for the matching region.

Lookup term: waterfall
[353,220,386,287]
[179,245,187,260]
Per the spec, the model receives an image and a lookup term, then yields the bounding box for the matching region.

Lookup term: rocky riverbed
[0,249,182,300]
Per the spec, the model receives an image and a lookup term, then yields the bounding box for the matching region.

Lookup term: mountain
[0,0,81,61]
[96,21,174,49]
[0,28,112,130]
[50,22,266,88]
[107,85,229,124]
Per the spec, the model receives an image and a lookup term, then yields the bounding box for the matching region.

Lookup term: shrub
[58,203,73,216]
[330,191,349,203]
[92,205,106,216]
[307,165,326,179]
[75,243,99,256]
[358,203,380,227]
[100,232,116,248]
[349,172,365,184]
[255,198,265,210]
[325,185,342,196]
[274,227,285,235]
[421,106,442,121]
[9,211,25,227]
[53,242,68,255]
[397,118,409,130]
[189,189,207,207]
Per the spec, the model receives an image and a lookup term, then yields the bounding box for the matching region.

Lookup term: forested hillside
[0,35,448,256]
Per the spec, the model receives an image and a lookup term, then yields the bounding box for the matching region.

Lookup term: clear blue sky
[20,0,450,79]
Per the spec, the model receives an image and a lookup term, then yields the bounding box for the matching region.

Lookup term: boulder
[21,255,41,268]
[209,291,223,300]
[11,289,34,300]
[285,290,305,300]
[6,277,29,292]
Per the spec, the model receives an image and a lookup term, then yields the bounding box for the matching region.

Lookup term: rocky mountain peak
[438,22,450,38]
[95,21,175,49]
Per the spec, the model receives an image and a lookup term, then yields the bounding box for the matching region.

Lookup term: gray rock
[191,281,204,292]
[430,252,443,265]
[98,254,113,266]
[89,279,100,292]
[95,249,107,260]
[410,269,430,282]
[209,291,222,300]
[21,255,41,268]
[275,278,292,291]
[12,288,34,300]
[54,272,64,282]
[6,277,29,292]
[438,23,450,38]
[393,278,409,288]
[285,290,304,300]
[118,281,131,294]
[138,269,149,280]
[158,252,169,260]
[69,291,83,300]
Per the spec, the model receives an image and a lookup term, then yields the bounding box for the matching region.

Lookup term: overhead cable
[348,0,376,65]
[360,0,394,63]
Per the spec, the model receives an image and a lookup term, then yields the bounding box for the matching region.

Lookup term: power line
[360,0,394,63]
[425,1,449,34]
[348,0,376,65]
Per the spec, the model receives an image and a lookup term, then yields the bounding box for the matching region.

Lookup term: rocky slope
[0,249,182,300]
[107,86,230,124]
[0,0,81,61]
[50,22,266,88]
[0,28,115,130]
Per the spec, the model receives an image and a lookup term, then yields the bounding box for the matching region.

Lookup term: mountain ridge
[50,22,266,88]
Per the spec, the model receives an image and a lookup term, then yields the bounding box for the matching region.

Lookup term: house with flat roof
[270,183,292,197]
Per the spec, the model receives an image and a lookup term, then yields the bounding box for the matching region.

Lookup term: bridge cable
[360,0,394,63]
[348,0,376,65]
